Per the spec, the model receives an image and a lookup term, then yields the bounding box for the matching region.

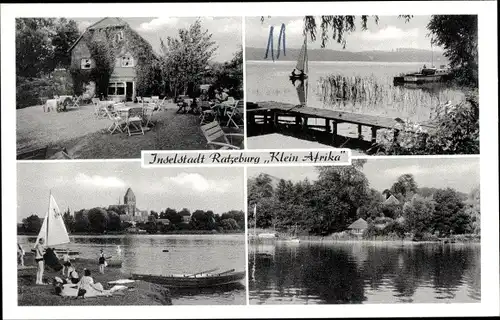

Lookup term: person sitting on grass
[75,269,109,299]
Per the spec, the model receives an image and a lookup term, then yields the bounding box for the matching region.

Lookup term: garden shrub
[16,76,72,109]
[377,91,479,155]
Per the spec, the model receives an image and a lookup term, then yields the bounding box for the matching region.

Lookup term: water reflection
[249,242,480,304]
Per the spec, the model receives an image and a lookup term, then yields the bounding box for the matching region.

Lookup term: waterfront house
[383,194,400,205]
[348,218,368,236]
[68,17,157,101]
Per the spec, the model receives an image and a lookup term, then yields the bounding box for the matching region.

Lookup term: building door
[126,82,133,101]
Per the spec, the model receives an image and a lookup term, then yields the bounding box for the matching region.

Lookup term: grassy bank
[18,255,172,306]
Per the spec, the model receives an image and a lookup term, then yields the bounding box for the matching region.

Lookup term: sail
[295,39,307,72]
[296,81,307,105]
[35,195,70,247]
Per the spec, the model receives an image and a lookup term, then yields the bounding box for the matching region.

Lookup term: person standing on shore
[17,243,25,267]
[61,249,72,277]
[34,238,46,285]
[98,249,106,274]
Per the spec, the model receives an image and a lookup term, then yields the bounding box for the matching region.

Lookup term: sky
[17,162,244,222]
[247,157,480,195]
[71,17,242,62]
[245,15,441,52]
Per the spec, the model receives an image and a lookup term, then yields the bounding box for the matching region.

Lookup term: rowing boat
[130,269,245,288]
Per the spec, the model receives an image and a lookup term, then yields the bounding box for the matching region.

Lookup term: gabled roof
[67,17,128,53]
[348,218,368,230]
[384,194,400,205]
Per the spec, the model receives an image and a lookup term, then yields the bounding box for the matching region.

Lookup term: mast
[253,204,257,237]
[46,189,51,245]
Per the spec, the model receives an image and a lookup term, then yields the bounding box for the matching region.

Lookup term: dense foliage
[159,19,218,97]
[16,18,80,108]
[247,164,479,239]
[18,206,244,235]
[377,92,479,155]
[427,15,478,86]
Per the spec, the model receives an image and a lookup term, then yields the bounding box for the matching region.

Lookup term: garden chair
[92,98,104,118]
[124,107,145,136]
[199,101,217,125]
[152,96,159,103]
[143,105,156,127]
[71,96,81,109]
[200,121,243,150]
[104,108,126,134]
[157,97,167,111]
[225,100,244,128]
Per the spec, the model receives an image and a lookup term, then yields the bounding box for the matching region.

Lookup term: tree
[391,174,418,201]
[262,16,412,49]
[403,194,435,237]
[51,18,80,68]
[221,210,245,230]
[74,209,90,232]
[190,210,216,230]
[87,207,109,233]
[16,18,57,79]
[108,205,126,216]
[311,162,370,233]
[220,218,239,230]
[150,210,159,219]
[427,15,478,86]
[62,209,74,233]
[106,210,122,232]
[432,188,467,236]
[161,207,183,225]
[160,19,218,97]
[210,47,243,99]
[22,214,42,234]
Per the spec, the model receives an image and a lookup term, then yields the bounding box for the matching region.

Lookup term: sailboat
[34,193,71,267]
[289,36,309,107]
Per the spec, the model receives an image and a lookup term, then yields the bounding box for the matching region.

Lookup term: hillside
[246,47,448,63]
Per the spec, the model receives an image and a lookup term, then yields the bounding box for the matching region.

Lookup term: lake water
[246,60,466,122]
[249,241,480,304]
[18,234,246,305]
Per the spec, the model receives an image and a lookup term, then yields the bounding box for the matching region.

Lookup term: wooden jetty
[247,101,436,152]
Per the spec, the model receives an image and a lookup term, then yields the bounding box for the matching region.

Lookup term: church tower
[123,188,136,216]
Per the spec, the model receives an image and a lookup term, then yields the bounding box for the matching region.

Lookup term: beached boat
[130,269,245,288]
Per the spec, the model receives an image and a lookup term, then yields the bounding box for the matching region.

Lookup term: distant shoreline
[17,231,245,237]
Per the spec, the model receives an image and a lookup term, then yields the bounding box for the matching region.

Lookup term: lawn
[16,102,240,159]
[18,255,172,306]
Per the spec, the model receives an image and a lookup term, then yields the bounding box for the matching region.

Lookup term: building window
[81,58,91,69]
[108,82,126,96]
[115,31,124,42]
[121,56,134,67]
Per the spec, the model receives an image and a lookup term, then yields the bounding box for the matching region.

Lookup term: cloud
[74,173,126,189]
[137,17,241,35]
[382,161,479,179]
[360,26,419,41]
[164,173,231,193]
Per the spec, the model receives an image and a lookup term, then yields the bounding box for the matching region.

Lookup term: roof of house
[348,218,368,230]
[383,194,400,205]
[67,17,128,53]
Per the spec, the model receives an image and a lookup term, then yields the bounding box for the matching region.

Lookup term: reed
[318,74,463,121]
